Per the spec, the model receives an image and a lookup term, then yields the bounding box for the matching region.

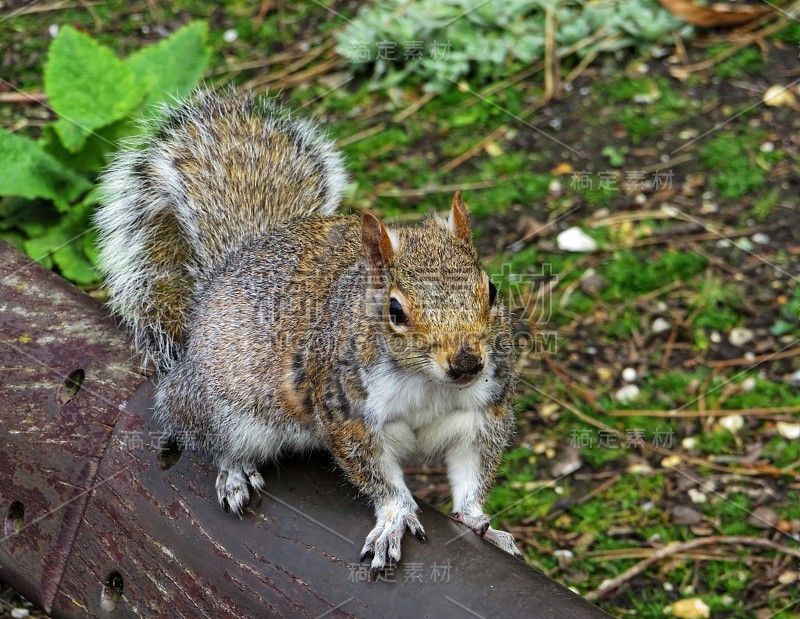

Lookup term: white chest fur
[361,362,499,459]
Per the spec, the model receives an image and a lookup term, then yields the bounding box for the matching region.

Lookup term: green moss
[771,19,800,43]
[713,46,765,79]
[752,188,780,220]
[700,134,768,198]
[604,249,707,297]
[598,77,697,143]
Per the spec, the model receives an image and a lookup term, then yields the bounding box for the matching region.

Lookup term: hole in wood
[59,368,85,404]
[100,571,124,611]
[4,501,24,537]
[157,437,183,470]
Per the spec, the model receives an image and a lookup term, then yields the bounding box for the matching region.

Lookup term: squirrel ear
[448,191,471,243]
[362,212,396,274]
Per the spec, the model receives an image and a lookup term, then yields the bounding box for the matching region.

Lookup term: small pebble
[729,327,754,347]
[763,84,796,107]
[671,505,702,525]
[776,421,800,440]
[789,369,800,386]
[49,24,59,37]
[687,488,707,504]
[679,128,699,140]
[700,202,718,214]
[557,227,597,252]
[751,232,770,245]
[778,571,798,585]
[747,506,779,529]
[615,384,640,404]
[548,179,562,196]
[223,28,238,43]
[661,454,681,468]
[669,598,710,619]
[580,272,607,295]
[682,436,697,450]
[741,377,756,392]
[759,141,775,153]
[709,330,721,344]
[11,610,30,619]
[634,193,647,205]
[719,414,744,434]
[622,367,637,382]
[652,317,671,334]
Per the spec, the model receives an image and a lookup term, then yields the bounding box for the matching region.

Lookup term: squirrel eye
[389,297,407,325]
[488,281,497,307]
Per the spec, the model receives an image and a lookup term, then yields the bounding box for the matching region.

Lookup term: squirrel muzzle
[447,347,485,384]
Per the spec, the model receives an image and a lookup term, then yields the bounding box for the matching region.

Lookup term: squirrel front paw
[359,505,426,574]
[451,511,524,559]
[216,463,265,515]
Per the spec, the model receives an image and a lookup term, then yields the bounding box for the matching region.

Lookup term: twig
[607,405,800,418]
[544,474,621,522]
[659,318,680,371]
[375,178,503,199]
[707,347,800,368]
[393,90,437,123]
[671,16,788,76]
[585,535,800,601]
[0,92,48,104]
[335,123,385,148]
[543,3,559,101]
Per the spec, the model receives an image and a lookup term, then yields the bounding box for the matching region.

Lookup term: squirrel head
[362,192,501,387]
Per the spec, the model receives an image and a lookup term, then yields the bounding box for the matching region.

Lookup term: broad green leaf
[23,199,99,285]
[0,129,91,210]
[0,196,60,236]
[126,22,210,111]
[44,25,145,152]
[40,118,141,175]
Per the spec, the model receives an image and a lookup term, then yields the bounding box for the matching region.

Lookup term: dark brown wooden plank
[0,241,143,612]
[1,241,610,618]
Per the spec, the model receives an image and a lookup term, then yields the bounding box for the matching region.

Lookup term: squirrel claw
[216,463,265,515]
[450,511,490,535]
[359,548,374,562]
[482,526,525,559]
[360,508,426,573]
[451,511,524,559]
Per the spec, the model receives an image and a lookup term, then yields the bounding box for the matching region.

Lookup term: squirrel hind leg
[216,462,265,515]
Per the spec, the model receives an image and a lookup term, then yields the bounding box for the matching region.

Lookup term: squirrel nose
[448,348,484,380]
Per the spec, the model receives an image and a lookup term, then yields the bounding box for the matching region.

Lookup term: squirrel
[95,89,523,572]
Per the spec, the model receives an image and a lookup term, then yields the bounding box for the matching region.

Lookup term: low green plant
[334,0,690,92]
[699,133,772,199]
[0,23,209,284]
[712,46,764,79]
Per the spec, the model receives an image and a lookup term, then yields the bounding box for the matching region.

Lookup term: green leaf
[40,118,141,175]
[44,25,145,152]
[0,129,91,209]
[23,199,99,285]
[125,22,210,111]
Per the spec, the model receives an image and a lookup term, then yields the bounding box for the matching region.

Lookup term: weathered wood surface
[0,241,610,618]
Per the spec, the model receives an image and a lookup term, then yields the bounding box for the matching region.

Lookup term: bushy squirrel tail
[95,89,347,373]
